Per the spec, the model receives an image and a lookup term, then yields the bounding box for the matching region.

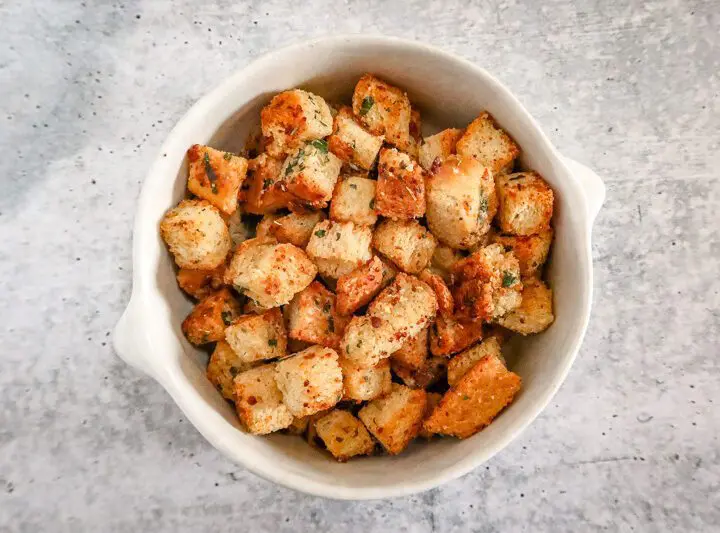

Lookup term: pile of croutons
[159,74,555,462]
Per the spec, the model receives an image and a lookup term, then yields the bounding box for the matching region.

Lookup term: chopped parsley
[322,303,331,313]
[263,178,273,189]
[223,152,233,161]
[478,195,489,214]
[462,395,470,400]
[221,310,234,326]
[314,229,326,238]
[349,183,358,190]
[310,139,328,153]
[203,152,219,194]
[268,339,278,347]
[359,96,374,116]
[327,316,335,333]
[502,271,518,288]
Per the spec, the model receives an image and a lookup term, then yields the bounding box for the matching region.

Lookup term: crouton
[243,154,295,214]
[339,357,392,402]
[226,208,255,245]
[423,353,521,439]
[305,410,332,448]
[429,245,464,283]
[187,144,248,215]
[418,128,463,170]
[277,141,343,208]
[425,155,497,250]
[456,112,520,175]
[447,337,502,387]
[328,107,384,170]
[429,314,484,357]
[392,356,448,390]
[285,416,310,436]
[274,346,344,417]
[286,281,349,349]
[418,270,454,317]
[375,148,425,220]
[391,327,428,371]
[335,256,395,316]
[255,213,280,241]
[224,308,287,363]
[372,219,436,274]
[207,341,259,400]
[269,210,326,248]
[329,175,377,226]
[352,74,415,154]
[358,383,427,455]
[492,228,553,277]
[496,277,554,334]
[181,288,242,345]
[314,410,376,462]
[408,107,422,156]
[224,238,317,308]
[176,263,226,300]
[160,199,231,270]
[305,220,373,279]
[419,392,443,438]
[261,89,333,157]
[234,364,294,435]
[495,171,554,236]
[341,315,398,368]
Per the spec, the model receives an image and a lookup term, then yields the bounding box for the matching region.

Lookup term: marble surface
[1,0,718,531]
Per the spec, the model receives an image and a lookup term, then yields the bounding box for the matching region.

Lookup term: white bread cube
[456,112,520,175]
[278,141,343,208]
[372,219,436,274]
[335,256,395,316]
[314,410,375,462]
[329,175,377,226]
[447,337,502,387]
[418,128,463,170]
[375,147,425,220]
[206,341,260,400]
[305,220,373,279]
[328,107,384,170]
[224,308,287,363]
[242,154,294,214]
[496,171,554,236]
[234,364,294,435]
[274,346,344,417]
[392,356,448,390]
[492,228,553,277]
[391,327,428,371]
[181,288,242,345]
[429,314,484,357]
[286,281,349,349]
[160,199,231,270]
[187,144,248,215]
[339,357,392,402]
[269,210,327,248]
[496,277,554,334]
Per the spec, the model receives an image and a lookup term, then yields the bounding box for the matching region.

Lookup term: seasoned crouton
[429,314,484,357]
[419,392,442,438]
[456,112,520,175]
[269,210,326,248]
[423,353,521,439]
[492,228,553,277]
[358,383,427,455]
[391,327,428,371]
[339,357,392,402]
[224,308,287,363]
[496,277,554,334]
[429,245,464,283]
[375,148,425,220]
[408,107,422,156]
[207,341,260,400]
[314,410,376,462]
[329,175,377,226]
[274,345,344,417]
[243,154,295,214]
[496,171,554,236]
[224,238,317,308]
[160,199,231,270]
[392,356,448,389]
[425,155,497,250]
[255,214,280,241]
[277,141,343,208]
[285,416,310,436]
[176,263,226,300]
[234,364,293,435]
[181,288,242,345]
[447,337,502,387]
[341,315,398,368]
[261,89,333,157]
[187,144,248,215]
[305,410,332,448]
[372,219,436,274]
[335,256,395,316]
[418,128,463,170]
[328,107,384,170]
[352,74,415,154]
[286,281,349,349]
[418,270,454,317]
[305,220,373,279]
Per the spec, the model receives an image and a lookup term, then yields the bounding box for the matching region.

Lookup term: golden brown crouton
[305,220,373,279]
[255,213,281,241]
[339,357,392,402]
[207,341,260,400]
[274,345,344,417]
[496,277,554,334]
[358,383,427,455]
[328,106,384,170]
[391,327,429,371]
[418,128,463,170]
[495,171,554,236]
[429,314,484,357]
[224,308,287,363]
[242,154,295,214]
[314,410,376,462]
[429,245,464,283]
[181,288,242,345]
[234,364,294,435]
[285,416,310,436]
[372,219,437,274]
[423,353,521,439]
[160,199,231,270]
[285,281,349,349]
[176,264,226,300]
[492,228,553,277]
[447,337,502,387]
[187,144,248,215]
[419,392,443,439]
[265,210,326,248]
[277,141,343,208]
[329,174,377,226]
[456,112,520,175]
[335,256,395,316]
[375,147,425,220]
[418,270,454,318]
[392,356,448,390]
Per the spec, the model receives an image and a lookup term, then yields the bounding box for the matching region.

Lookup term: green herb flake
[221,310,233,326]
[203,152,220,192]
[479,195,489,214]
[349,183,358,190]
[327,316,335,333]
[462,395,470,401]
[314,229,326,238]
[263,178,273,189]
[359,96,374,116]
[268,338,278,347]
[310,139,328,153]
[223,152,233,161]
[322,303,331,313]
[369,198,375,210]
[230,366,240,377]
[502,271,518,288]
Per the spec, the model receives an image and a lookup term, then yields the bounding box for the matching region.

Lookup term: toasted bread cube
[392,356,448,390]
[335,256,395,316]
[328,107,384,170]
[496,277,554,334]
[352,74,414,154]
[358,383,427,454]
[261,89,333,157]
[375,148,425,220]
[286,281,349,349]
[341,315,398,368]
[305,220,373,279]
[372,219,436,274]
[423,353,521,438]
[430,314,484,357]
[496,171,554,236]
[270,210,326,248]
[418,270,454,318]
[429,245,464,283]
[447,337,502,387]
[340,357,392,402]
[225,239,317,308]
[234,364,293,435]
[425,156,497,250]
[176,264,226,300]
[408,107,422,157]
[315,410,375,461]
[181,288,241,345]
[224,308,287,363]
[329,175,378,226]
[456,112,520,175]
[255,213,281,241]
[187,144,248,215]
[160,199,231,270]
[207,341,260,400]
[419,128,463,170]
[492,229,553,277]
[391,327,429,371]
[419,392,443,438]
[242,154,295,214]
[278,141,343,208]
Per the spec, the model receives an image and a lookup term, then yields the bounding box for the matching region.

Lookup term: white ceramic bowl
[114,36,605,500]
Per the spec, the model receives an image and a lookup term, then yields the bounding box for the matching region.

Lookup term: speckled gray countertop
[1,1,718,531]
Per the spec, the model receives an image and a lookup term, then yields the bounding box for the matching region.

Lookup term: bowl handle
[113,296,157,379]
[563,157,606,226]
